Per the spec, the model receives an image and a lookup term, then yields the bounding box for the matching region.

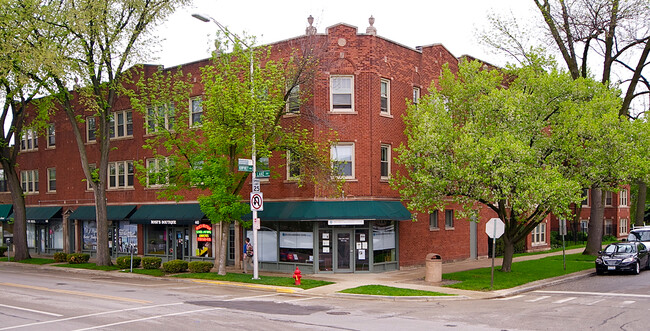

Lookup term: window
[620,189,628,206]
[21,170,39,194]
[20,129,38,151]
[286,150,300,180]
[86,163,96,190]
[331,143,354,179]
[605,191,612,206]
[413,87,420,104]
[604,219,614,236]
[445,209,454,228]
[620,218,629,235]
[109,110,133,139]
[87,117,96,142]
[330,76,354,111]
[380,144,390,179]
[108,161,134,189]
[0,169,6,192]
[581,188,589,206]
[580,219,589,233]
[190,97,203,126]
[47,168,56,192]
[147,103,175,133]
[532,222,546,245]
[287,86,300,114]
[47,124,55,148]
[146,157,173,187]
[380,79,390,114]
[429,210,439,230]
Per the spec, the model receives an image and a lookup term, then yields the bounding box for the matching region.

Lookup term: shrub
[163,259,188,273]
[67,253,90,264]
[142,257,162,269]
[116,256,141,269]
[53,252,68,263]
[0,246,7,257]
[188,261,213,273]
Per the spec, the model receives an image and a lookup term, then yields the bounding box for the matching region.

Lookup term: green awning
[243,200,412,221]
[129,204,205,225]
[24,206,62,221]
[0,204,12,221]
[69,205,137,221]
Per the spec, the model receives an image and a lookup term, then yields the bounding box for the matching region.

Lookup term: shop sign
[195,224,212,242]
[327,219,364,226]
[150,220,176,225]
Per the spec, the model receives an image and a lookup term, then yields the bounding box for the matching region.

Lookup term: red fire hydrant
[293,267,302,285]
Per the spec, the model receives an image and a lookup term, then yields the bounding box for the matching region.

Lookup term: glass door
[334,229,353,272]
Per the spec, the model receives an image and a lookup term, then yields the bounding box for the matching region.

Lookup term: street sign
[252,179,261,192]
[256,170,270,178]
[559,219,567,236]
[253,217,260,230]
[250,192,263,211]
[238,158,253,172]
[485,218,505,239]
[256,157,270,178]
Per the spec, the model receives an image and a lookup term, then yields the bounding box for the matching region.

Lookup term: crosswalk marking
[553,297,576,304]
[495,295,525,301]
[585,299,605,306]
[621,300,636,305]
[526,296,550,302]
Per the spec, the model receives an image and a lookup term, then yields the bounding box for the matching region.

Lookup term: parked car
[595,242,649,275]
[627,226,650,248]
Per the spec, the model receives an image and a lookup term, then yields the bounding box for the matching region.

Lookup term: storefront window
[26,223,35,248]
[118,221,137,253]
[278,221,313,263]
[82,220,96,250]
[373,221,396,263]
[319,230,332,271]
[195,224,212,257]
[147,226,166,255]
[247,225,278,262]
[355,229,369,271]
[49,220,63,250]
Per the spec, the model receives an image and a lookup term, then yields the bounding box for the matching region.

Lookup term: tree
[33,0,191,265]
[128,32,335,274]
[394,58,625,271]
[483,0,650,254]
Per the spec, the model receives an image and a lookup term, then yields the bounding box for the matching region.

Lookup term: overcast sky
[153,0,540,68]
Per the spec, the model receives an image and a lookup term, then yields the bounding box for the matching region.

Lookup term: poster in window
[360,233,365,241]
[323,247,330,253]
[358,249,366,260]
[322,232,329,239]
[322,240,329,247]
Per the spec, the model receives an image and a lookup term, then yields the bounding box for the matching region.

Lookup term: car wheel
[596,269,604,275]
[634,261,640,275]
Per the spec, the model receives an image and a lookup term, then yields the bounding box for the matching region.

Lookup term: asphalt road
[2,263,650,330]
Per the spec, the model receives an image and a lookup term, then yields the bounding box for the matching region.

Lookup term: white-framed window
[0,169,7,192]
[20,128,38,151]
[380,78,390,115]
[604,219,614,236]
[445,209,454,229]
[108,161,134,189]
[581,188,589,207]
[580,219,589,233]
[331,143,355,179]
[413,87,420,104]
[287,85,300,114]
[86,163,96,190]
[286,150,300,180]
[190,97,203,127]
[330,75,354,112]
[86,117,96,142]
[147,103,175,133]
[532,222,546,245]
[605,191,613,206]
[21,170,39,194]
[47,124,55,148]
[380,144,391,179]
[47,168,56,192]
[619,218,629,235]
[619,189,628,206]
[146,157,172,187]
[429,210,439,230]
[109,110,133,139]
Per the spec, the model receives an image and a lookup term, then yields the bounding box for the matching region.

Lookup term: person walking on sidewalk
[243,238,253,274]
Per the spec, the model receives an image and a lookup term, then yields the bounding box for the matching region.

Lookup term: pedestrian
[243,237,253,274]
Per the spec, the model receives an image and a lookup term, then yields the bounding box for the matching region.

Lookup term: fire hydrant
[293,267,302,285]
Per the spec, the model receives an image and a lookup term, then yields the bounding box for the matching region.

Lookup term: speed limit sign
[250,192,263,211]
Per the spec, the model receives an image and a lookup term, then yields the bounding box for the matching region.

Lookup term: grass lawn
[443,253,595,291]
[121,268,166,277]
[0,257,13,262]
[173,272,334,290]
[339,285,455,296]
[54,263,122,271]
[0,257,55,264]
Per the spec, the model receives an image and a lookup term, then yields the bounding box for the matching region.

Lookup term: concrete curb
[332,292,470,301]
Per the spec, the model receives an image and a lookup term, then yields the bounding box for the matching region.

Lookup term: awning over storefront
[69,205,138,221]
[8,206,63,222]
[129,203,205,225]
[244,200,412,221]
[0,204,12,221]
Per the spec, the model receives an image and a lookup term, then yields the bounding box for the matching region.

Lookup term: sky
[153,0,540,68]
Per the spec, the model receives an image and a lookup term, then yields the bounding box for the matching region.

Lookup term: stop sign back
[485,218,505,239]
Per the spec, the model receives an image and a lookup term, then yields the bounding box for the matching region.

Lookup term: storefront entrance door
[174,229,185,260]
[333,229,354,272]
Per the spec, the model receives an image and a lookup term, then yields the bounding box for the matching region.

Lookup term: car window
[642,232,650,241]
[604,245,617,254]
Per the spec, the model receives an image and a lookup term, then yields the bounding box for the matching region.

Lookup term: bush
[53,252,68,263]
[603,235,618,242]
[142,257,162,269]
[67,253,90,264]
[116,256,141,269]
[489,237,526,257]
[188,261,213,273]
[162,259,188,273]
[0,246,7,257]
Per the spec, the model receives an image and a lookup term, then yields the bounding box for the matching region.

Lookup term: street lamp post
[192,13,260,280]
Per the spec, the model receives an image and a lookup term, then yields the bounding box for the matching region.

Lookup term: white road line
[494,295,525,301]
[0,302,184,331]
[536,290,650,299]
[621,301,636,305]
[585,299,605,306]
[72,307,221,331]
[0,304,62,317]
[553,297,576,304]
[525,296,550,303]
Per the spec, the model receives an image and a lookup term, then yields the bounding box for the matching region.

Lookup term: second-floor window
[331,143,354,179]
[108,161,134,189]
[109,110,133,139]
[286,150,300,180]
[146,157,173,187]
[147,103,175,133]
[21,170,39,194]
[413,87,420,105]
[87,117,96,142]
[380,79,390,114]
[20,129,38,151]
[47,124,55,148]
[330,76,354,112]
[620,189,628,206]
[47,168,56,192]
[581,188,589,206]
[605,191,613,206]
[190,98,203,127]
[445,209,454,228]
[287,86,300,114]
[380,144,390,179]
[0,169,7,192]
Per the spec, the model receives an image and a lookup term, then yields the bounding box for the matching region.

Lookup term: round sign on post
[485,218,505,239]
[250,192,263,211]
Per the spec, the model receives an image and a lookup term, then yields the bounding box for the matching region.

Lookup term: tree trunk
[212,222,228,275]
[584,186,604,255]
[4,166,30,261]
[93,187,111,266]
[501,236,514,272]
[635,180,647,226]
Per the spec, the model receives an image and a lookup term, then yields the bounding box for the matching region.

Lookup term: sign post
[559,219,567,271]
[486,218,505,290]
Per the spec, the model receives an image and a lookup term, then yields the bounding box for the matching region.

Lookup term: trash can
[425,253,442,283]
